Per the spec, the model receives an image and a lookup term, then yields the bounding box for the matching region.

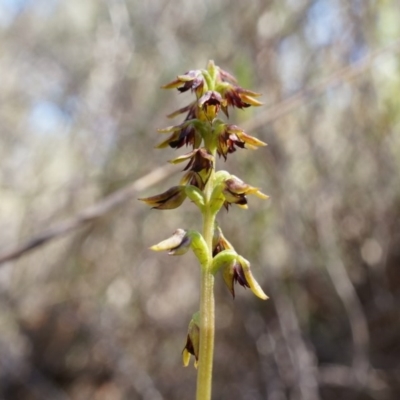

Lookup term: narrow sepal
[139,186,187,209]
[237,256,268,300]
[166,102,196,119]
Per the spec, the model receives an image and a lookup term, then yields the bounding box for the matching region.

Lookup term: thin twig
[0,165,176,265]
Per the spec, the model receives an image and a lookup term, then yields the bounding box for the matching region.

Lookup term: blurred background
[1,0,400,399]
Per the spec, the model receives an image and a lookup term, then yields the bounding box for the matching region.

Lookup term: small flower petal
[218,68,238,84]
[166,102,196,119]
[228,125,267,147]
[239,94,263,106]
[182,348,191,367]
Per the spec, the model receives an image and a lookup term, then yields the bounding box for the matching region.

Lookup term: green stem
[196,159,216,400]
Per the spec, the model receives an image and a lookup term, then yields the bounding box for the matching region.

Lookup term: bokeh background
[1,1,400,399]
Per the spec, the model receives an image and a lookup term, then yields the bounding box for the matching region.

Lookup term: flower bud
[182,312,201,367]
[150,229,191,255]
[212,225,234,256]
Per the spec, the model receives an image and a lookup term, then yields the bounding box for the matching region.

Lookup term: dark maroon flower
[222,86,263,111]
[170,148,214,189]
[222,256,268,299]
[157,121,202,149]
[198,91,226,121]
[216,124,267,160]
[222,176,268,210]
[162,70,205,98]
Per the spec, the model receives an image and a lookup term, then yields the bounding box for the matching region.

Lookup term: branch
[0,165,176,265]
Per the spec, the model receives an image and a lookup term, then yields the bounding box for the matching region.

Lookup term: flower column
[140,60,268,400]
